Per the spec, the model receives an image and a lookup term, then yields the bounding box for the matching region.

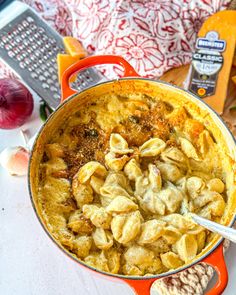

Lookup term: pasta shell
[147,238,170,254]
[100,194,117,207]
[77,161,107,183]
[72,180,93,208]
[111,211,142,244]
[145,257,165,274]
[124,245,154,268]
[192,191,221,209]
[139,189,165,215]
[100,184,130,200]
[106,196,138,214]
[186,177,205,199]
[135,175,150,197]
[196,231,206,253]
[90,176,104,194]
[110,133,133,154]
[45,143,64,158]
[148,164,162,192]
[105,152,129,172]
[41,157,67,176]
[138,220,165,244]
[100,172,133,206]
[84,252,109,273]
[104,248,121,274]
[73,236,92,258]
[160,147,188,169]
[68,210,93,234]
[158,184,183,214]
[124,159,142,180]
[82,205,112,229]
[203,196,225,217]
[175,234,198,263]
[160,252,183,269]
[92,228,113,250]
[57,228,75,250]
[162,225,182,244]
[139,138,166,157]
[156,162,182,183]
[161,214,198,232]
[105,171,132,193]
[122,264,143,276]
[179,137,200,161]
[207,178,224,193]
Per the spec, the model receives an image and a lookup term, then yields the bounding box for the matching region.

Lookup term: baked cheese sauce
[38,93,226,276]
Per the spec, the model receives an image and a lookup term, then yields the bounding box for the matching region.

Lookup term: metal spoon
[190,213,236,243]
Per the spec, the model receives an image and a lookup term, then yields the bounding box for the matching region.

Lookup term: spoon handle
[191,214,236,243]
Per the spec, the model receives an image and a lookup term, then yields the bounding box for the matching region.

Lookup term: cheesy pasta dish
[38,93,227,276]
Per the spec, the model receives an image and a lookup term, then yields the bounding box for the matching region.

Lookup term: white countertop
[1,97,235,295]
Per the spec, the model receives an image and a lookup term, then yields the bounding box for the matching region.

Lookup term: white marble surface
[0,97,235,295]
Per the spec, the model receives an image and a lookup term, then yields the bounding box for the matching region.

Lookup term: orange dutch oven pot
[29,55,236,295]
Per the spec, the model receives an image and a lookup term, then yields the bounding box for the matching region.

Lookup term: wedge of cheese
[211,10,236,26]
[213,11,236,69]
[191,11,236,114]
[63,36,87,57]
[200,23,236,113]
[57,54,81,83]
[57,37,87,84]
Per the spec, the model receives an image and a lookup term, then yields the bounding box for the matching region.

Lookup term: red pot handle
[123,277,156,295]
[123,243,227,295]
[61,55,140,102]
[203,243,228,295]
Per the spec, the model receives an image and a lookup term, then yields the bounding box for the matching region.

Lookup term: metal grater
[0,1,103,110]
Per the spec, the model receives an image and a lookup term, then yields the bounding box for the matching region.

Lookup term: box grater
[0,0,103,110]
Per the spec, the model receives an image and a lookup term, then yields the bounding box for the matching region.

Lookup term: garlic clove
[0,146,30,176]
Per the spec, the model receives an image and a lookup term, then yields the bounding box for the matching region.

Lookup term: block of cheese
[57,54,81,83]
[63,36,87,57]
[211,10,236,70]
[210,10,236,26]
[187,11,236,114]
[200,21,236,113]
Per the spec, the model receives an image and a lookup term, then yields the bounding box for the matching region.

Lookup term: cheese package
[187,11,236,114]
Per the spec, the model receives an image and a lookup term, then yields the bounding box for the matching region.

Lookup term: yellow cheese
[210,10,236,27]
[63,36,87,57]
[196,14,236,114]
[209,11,236,69]
[57,54,81,83]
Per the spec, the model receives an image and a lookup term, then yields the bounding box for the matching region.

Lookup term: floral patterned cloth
[0,0,231,79]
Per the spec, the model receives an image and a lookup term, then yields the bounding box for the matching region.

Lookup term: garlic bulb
[0,146,29,176]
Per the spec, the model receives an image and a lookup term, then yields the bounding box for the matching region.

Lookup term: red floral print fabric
[0,0,231,79]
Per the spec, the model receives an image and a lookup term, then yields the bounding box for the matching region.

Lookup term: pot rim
[28,77,236,281]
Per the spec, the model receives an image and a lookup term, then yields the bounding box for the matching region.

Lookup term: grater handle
[61,55,140,102]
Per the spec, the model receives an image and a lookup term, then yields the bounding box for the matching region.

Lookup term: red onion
[0,79,34,129]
